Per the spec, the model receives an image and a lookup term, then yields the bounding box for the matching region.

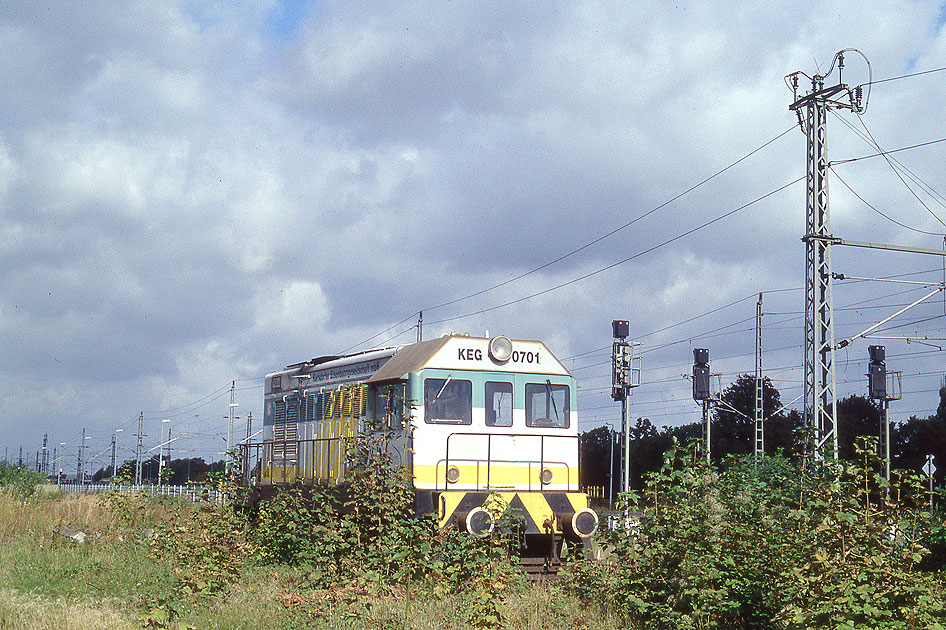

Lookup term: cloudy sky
[2,0,946,472]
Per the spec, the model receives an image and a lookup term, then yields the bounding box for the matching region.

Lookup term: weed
[0,462,46,500]
[567,438,946,629]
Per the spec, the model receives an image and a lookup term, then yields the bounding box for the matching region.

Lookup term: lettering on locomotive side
[510,350,540,364]
[457,348,483,361]
[456,347,542,364]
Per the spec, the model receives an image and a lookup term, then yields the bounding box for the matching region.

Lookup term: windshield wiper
[545,379,560,422]
[432,375,453,405]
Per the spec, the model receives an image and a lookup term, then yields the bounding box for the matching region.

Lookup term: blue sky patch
[263,0,314,42]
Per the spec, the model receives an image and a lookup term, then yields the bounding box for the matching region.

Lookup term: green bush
[567,439,946,630]
[248,424,521,627]
[0,461,47,499]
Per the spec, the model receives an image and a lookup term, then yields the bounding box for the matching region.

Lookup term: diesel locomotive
[243,333,598,570]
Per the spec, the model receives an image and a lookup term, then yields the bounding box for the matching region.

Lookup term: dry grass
[182,568,619,630]
[0,589,135,630]
[0,490,116,540]
[0,487,185,543]
[0,489,619,630]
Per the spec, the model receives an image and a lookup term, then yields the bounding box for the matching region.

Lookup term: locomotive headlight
[488,335,513,363]
[558,508,599,539]
[569,508,599,538]
[446,466,461,483]
[461,507,495,538]
[540,468,553,485]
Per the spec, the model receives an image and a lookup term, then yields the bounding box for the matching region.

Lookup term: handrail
[244,431,581,492]
[443,431,579,492]
[244,436,349,485]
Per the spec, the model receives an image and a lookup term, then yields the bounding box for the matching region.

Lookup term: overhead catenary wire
[830,136,946,168]
[339,127,798,353]
[832,113,946,213]
[101,67,946,453]
[848,113,946,228]
[423,176,804,327]
[832,170,945,236]
[858,65,946,88]
[569,270,944,368]
[422,126,797,314]
[338,119,946,435]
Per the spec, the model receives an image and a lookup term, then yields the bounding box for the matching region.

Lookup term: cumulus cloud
[1,0,945,462]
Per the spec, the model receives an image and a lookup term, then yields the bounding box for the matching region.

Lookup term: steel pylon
[789,54,862,461]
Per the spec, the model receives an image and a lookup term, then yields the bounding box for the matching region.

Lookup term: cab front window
[525,382,569,428]
[485,381,513,427]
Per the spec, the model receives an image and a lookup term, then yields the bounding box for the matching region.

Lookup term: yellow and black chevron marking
[438,490,590,536]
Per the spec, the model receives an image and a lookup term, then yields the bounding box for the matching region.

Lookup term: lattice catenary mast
[788,51,864,461]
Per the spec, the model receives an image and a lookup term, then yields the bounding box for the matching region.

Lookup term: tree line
[581,374,946,497]
[87,456,227,485]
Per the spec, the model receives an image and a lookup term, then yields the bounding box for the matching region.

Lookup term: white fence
[57,482,227,504]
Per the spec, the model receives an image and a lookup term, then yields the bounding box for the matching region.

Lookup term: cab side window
[485,381,513,427]
[373,385,402,428]
[424,378,472,424]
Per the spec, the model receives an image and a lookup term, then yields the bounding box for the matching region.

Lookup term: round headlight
[488,335,513,362]
[446,466,460,483]
[570,508,599,537]
[540,468,553,485]
[464,507,495,538]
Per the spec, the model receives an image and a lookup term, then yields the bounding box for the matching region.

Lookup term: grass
[173,569,617,630]
[0,589,136,630]
[0,488,616,629]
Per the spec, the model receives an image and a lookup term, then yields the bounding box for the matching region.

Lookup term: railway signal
[868,345,886,400]
[692,348,710,401]
[611,320,640,497]
[867,345,901,487]
[692,349,714,462]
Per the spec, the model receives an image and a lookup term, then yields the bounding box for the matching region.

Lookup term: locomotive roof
[366,334,570,383]
[366,337,452,383]
[266,334,571,394]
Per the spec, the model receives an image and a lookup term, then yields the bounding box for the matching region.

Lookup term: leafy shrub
[0,461,47,499]
[773,441,946,629]
[249,422,521,627]
[567,438,946,630]
[150,501,252,599]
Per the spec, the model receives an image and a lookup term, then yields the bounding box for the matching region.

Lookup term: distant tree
[580,425,616,491]
[836,395,883,461]
[629,417,670,491]
[582,417,681,499]
[165,457,209,484]
[769,409,802,457]
[712,375,789,461]
[895,386,946,485]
